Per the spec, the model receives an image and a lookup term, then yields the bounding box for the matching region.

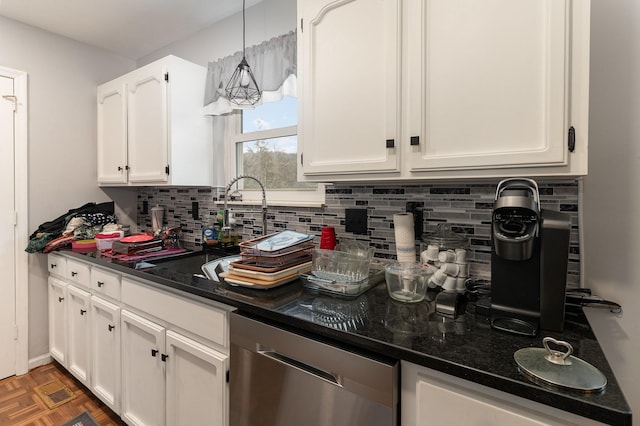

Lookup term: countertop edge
[58,250,633,426]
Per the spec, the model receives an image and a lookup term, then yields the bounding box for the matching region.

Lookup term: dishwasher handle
[258,347,343,387]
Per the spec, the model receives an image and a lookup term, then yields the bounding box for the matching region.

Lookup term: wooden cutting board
[219,271,301,289]
[228,261,312,282]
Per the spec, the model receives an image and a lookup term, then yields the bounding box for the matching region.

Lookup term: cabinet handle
[410,136,420,146]
[97,281,105,287]
[108,324,115,332]
[71,271,78,277]
[80,309,86,316]
[386,139,395,148]
[151,349,158,357]
[58,297,64,303]
[50,263,57,269]
[161,354,169,362]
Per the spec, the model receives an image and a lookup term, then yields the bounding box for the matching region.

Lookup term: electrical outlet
[345,208,368,234]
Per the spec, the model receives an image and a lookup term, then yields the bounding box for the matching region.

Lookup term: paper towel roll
[393,213,416,263]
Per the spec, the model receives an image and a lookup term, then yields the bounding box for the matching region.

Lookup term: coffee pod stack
[420,224,470,293]
[393,213,416,263]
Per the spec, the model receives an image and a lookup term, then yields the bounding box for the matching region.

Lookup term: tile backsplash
[137,180,581,286]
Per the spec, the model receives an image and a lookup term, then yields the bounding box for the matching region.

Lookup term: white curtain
[204,31,297,115]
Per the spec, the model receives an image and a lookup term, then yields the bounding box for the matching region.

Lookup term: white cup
[425,244,440,261]
[439,262,460,276]
[456,262,469,277]
[438,250,456,263]
[430,269,447,286]
[455,248,467,263]
[442,276,457,291]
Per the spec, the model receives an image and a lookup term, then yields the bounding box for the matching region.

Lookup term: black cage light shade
[225,0,261,106]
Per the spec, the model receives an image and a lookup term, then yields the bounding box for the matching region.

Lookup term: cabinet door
[127,61,169,184]
[67,285,91,386]
[298,0,401,177]
[48,277,67,365]
[165,331,228,426]
[97,78,128,184]
[91,296,121,414]
[401,361,604,426]
[121,310,166,426]
[407,0,570,172]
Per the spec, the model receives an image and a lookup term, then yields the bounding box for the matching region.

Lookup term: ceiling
[0,0,262,59]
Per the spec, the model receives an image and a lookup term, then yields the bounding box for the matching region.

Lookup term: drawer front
[91,267,121,301]
[121,278,229,349]
[66,259,91,288]
[47,254,67,277]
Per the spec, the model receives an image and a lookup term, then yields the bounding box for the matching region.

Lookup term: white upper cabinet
[97,55,215,187]
[297,0,590,181]
[297,0,402,177]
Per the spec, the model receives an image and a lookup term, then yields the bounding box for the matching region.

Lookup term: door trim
[1,65,29,375]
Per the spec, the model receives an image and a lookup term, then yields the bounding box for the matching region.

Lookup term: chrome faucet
[223,175,268,236]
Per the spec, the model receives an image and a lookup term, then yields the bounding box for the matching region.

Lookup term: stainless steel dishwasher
[230,312,398,426]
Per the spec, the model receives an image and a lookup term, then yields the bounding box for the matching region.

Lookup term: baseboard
[29,354,53,371]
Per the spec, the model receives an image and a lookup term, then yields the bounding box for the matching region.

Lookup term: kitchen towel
[393,213,416,263]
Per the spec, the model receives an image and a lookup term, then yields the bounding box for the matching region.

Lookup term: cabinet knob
[410,136,420,146]
[50,263,57,269]
[161,354,169,362]
[97,281,105,287]
[58,297,64,303]
[151,349,158,357]
[80,309,86,316]
[386,139,395,148]
[108,324,115,332]
[71,271,78,277]
[117,166,123,171]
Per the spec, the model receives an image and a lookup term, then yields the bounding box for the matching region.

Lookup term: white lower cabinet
[66,285,91,387]
[401,361,604,426]
[47,254,232,426]
[165,330,228,426]
[121,310,166,426]
[48,276,67,365]
[91,296,121,414]
[120,310,229,426]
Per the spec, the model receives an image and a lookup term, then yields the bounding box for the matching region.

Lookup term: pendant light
[225,0,261,107]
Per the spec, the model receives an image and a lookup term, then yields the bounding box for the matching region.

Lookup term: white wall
[0,16,136,359]
[138,0,296,68]
[583,0,640,415]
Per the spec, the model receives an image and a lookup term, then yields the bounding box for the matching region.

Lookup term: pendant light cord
[242,0,246,57]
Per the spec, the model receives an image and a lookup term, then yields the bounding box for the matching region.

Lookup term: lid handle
[543,337,573,366]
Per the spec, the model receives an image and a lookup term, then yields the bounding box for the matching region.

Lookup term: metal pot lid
[514,337,607,393]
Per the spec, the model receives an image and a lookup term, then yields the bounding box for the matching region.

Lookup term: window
[226,96,324,205]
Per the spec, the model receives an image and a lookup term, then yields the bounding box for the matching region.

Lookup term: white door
[297,0,401,177]
[121,310,166,426]
[91,296,121,413]
[67,285,91,386]
[0,75,15,380]
[165,330,229,426]
[407,0,569,171]
[127,61,169,184]
[97,78,128,184]
[48,277,67,366]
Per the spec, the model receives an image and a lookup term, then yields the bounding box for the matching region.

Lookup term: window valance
[204,30,296,115]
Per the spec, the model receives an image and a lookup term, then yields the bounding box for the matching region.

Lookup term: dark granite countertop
[61,249,632,425]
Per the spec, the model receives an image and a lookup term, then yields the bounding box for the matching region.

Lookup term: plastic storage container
[95,231,124,251]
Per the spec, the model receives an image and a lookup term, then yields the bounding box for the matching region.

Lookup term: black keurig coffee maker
[490,178,571,336]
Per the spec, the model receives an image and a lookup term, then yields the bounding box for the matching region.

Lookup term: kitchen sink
[148,249,241,280]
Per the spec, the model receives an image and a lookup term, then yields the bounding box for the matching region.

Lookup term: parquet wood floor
[0,361,125,426]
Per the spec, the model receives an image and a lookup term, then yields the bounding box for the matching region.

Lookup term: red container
[319,226,336,250]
